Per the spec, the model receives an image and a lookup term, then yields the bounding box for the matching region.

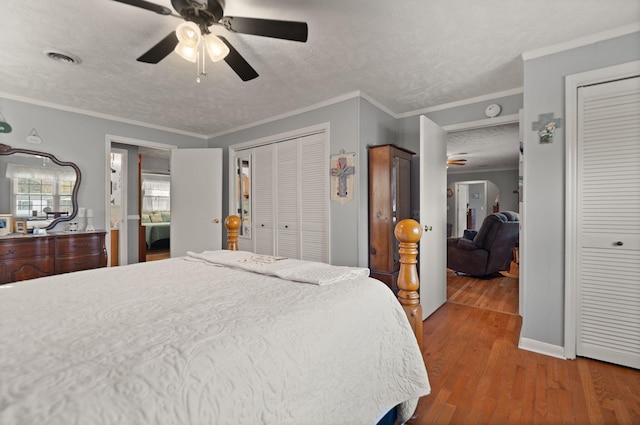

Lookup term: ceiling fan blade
[206,0,224,21]
[220,17,308,42]
[137,32,179,63]
[112,0,172,15]
[218,36,259,81]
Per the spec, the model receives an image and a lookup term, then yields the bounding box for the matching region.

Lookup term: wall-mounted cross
[532,113,562,143]
[331,156,355,197]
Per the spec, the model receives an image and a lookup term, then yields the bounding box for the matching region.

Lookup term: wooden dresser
[0,232,107,285]
[368,144,415,293]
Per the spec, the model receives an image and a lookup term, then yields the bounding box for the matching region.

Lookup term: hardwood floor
[446,269,519,315]
[408,271,640,424]
[146,249,170,262]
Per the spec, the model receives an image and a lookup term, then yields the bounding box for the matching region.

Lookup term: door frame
[454,180,488,236]
[564,60,640,359]
[109,148,128,266]
[104,135,176,266]
[227,122,330,258]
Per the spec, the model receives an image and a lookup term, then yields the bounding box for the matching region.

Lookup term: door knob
[213,218,220,223]
[424,225,432,232]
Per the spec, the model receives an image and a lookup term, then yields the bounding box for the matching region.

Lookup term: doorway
[105,136,176,266]
[443,123,522,315]
[565,61,640,368]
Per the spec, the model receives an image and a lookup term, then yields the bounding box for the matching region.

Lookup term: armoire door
[576,76,640,369]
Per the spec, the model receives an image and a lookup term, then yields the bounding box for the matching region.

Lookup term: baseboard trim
[518,337,566,360]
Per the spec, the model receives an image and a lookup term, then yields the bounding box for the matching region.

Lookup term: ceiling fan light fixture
[174,41,198,62]
[175,21,201,47]
[204,34,229,62]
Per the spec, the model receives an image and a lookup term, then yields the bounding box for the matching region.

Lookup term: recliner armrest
[455,238,479,251]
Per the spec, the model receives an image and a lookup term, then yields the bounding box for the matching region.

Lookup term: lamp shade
[204,34,230,62]
[175,21,201,47]
[174,42,198,62]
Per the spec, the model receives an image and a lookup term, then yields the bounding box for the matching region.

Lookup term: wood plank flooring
[408,271,640,424]
[146,249,170,262]
[446,269,519,315]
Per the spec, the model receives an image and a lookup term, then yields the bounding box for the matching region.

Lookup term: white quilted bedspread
[0,251,430,425]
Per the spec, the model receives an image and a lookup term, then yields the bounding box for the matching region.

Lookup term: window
[6,163,76,218]
[13,177,72,217]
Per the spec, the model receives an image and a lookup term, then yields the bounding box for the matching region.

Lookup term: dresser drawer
[56,254,103,274]
[0,238,54,260]
[4,257,55,283]
[56,234,102,256]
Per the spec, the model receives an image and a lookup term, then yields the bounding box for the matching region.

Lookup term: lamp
[204,34,229,62]
[174,22,201,62]
[173,21,229,81]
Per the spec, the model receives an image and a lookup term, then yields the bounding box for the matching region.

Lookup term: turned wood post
[394,218,423,350]
[225,215,241,251]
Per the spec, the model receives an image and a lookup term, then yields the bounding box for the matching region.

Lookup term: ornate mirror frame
[0,143,81,230]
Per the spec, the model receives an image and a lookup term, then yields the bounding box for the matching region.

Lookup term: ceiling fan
[112,0,308,81]
[447,158,467,166]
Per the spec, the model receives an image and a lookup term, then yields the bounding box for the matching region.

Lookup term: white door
[299,133,328,262]
[109,148,128,265]
[576,76,640,369]
[275,139,300,258]
[419,115,447,319]
[170,148,223,257]
[252,144,276,255]
[455,183,469,237]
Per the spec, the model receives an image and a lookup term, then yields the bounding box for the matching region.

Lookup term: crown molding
[396,87,524,119]
[207,91,364,139]
[522,23,640,61]
[0,91,208,139]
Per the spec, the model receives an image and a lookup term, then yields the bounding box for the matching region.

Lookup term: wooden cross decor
[330,150,355,203]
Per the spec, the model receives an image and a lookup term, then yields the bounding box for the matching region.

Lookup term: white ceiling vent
[44,50,82,65]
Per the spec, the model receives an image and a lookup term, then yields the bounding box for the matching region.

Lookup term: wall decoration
[0,214,12,236]
[26,128,42,144]
[532,113,563,144]
[0,111,11,133]
[330,149,355,203]
[14,218,28,235]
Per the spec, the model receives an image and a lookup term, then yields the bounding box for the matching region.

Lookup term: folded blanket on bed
[186,250,369,285]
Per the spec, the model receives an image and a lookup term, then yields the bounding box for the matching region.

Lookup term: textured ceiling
[446,124,520,174]
[0,0,638,139]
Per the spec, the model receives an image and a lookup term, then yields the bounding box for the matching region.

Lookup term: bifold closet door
[275,139,300,259]
[253,144,275,255]
[576,76,640,369]
[299,133,328,262]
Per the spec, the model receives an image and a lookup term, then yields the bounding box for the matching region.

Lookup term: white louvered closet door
[275,139,300,258]
[253,144,275,255]
[576,76,640,369]
[299,133,328,262]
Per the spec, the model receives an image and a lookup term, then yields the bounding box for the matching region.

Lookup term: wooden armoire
[368,144,415,293]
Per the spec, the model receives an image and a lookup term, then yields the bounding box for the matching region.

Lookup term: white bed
[0,249,430,424]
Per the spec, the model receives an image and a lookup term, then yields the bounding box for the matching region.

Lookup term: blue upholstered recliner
[447,211,520,277]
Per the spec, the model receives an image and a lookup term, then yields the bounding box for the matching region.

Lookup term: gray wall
[521,31,640,347]
[358,98,398,267]
[0,98,206,237]
[447,169,520,227]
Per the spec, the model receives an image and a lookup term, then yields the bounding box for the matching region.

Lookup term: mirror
[0,143,80,231]
[235,154,251,238]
